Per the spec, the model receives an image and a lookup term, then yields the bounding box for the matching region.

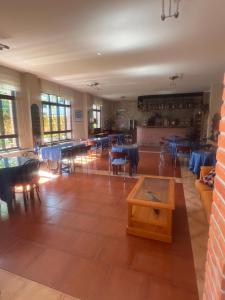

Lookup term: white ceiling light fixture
[161,0,181,21]
[169,73,183,87]
[87,81,103,90]
[0,43,10,51]
[87,81,100,87]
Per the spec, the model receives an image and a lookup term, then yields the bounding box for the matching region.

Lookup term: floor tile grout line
[181,165,209,300]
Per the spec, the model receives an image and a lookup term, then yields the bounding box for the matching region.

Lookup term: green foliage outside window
[41,93,72,143]
[0,88,18,151]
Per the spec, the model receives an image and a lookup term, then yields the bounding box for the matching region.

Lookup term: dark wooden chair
[13,159,41,210]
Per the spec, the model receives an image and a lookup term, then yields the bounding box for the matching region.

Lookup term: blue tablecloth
[108,134,125,144]
[0,157,30,204]
[169,141,191,157]
[189,151,216,175]
[111,145,139,168]
[166,136,188,143]
[40,142,85,161]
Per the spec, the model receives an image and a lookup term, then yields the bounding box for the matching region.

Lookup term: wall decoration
[31,104,41,146]
[75,110,83,122]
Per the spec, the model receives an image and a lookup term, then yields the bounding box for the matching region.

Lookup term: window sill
[0,148,32,157]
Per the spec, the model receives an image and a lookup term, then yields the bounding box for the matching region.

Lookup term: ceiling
[0,0,225,100]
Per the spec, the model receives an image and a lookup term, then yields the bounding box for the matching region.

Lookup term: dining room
[0,1,225,300]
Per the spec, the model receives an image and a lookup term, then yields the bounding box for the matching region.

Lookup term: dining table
[39,141,87,173]
[0,156,30,206]
[108,134,125,145]
[40,141,88,161]
[169,140,191,158]
[111,144,139,176]
[189,150,216,176]
[165,136,189,143]
[91,137,110,148]
[40,142,74,161]
[164,136,189,157]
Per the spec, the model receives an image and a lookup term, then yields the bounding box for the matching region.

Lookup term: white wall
[72,91,88,140]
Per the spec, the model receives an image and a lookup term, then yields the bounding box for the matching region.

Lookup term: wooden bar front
[137,126,192,146]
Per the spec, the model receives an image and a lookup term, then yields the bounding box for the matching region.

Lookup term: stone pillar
[17,73,41,148]
[72,91,87,140]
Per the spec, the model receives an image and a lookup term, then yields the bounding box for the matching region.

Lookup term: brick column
[203,77,225,300]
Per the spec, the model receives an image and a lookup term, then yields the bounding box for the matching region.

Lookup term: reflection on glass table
[0,156,29,169]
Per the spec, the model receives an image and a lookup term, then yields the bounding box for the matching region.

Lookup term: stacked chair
[13,159,41,211]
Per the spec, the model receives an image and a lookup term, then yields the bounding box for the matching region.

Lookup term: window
[0,88,18,151]
[92,104,101,129]
[41,93,72,143]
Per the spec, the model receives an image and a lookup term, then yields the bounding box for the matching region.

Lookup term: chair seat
[112,158,127,165]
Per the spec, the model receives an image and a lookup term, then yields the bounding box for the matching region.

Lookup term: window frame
[41,93,72,143]
[92,104,101,129]
[0,91,19,152]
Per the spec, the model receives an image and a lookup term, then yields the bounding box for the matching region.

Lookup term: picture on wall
[75,110,83,122]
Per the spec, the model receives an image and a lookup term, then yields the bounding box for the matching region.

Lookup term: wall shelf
[137,92,204,112]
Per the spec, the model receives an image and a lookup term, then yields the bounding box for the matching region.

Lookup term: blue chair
[174,145,191,168]
[109,151,128,181]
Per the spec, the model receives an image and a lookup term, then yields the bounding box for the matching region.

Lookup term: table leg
[58,161,62,174]
[128,204,132,227]
[129,162,132,176]
[30,187,34,200]
[7,201,13,213]
[132,165,137,176]
[47,160,51,171]
[112,165,116,175]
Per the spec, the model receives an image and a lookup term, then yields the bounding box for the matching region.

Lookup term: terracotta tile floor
[0,268,79,300]
[0,152,198,300]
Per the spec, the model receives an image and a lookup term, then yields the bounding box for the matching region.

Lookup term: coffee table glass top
[133,177,170,204]
[0,156,29,169]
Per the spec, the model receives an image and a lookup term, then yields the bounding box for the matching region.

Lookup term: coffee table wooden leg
[128,204,132,227]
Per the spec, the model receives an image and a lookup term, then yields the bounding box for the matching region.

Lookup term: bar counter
[137,126,192,146]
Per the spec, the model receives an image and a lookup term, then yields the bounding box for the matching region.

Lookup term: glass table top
[0,156,29,169]
[134,177,170,204]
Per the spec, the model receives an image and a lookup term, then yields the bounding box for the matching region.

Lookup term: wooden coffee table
[126,175,175,243]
